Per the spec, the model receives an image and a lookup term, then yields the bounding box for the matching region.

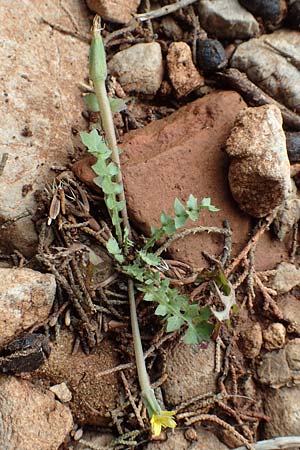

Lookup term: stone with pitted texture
[263,384,300,438]
[226,104,291,217]
[256,339,300,388]
[263,323,286,350]
[167,42,204,97]
[162,341,218,405]
[0,268,56,348]
[0,376,73,450]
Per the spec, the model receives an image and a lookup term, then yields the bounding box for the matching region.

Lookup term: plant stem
[128,279,149,392]
[90,16,160,416]
[91,17,130,239]
[128,278,160,413]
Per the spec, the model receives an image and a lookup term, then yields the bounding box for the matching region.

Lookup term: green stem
[128,279,148,392]
[90,16,160,417]
[143,229,166,252]
[90,17,130,241]
[128,279,160,414]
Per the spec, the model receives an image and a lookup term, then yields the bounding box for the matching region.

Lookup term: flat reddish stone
[121,91,251,267]
[73,91,291,270]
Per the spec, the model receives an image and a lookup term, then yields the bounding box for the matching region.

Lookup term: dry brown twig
[254,273,284,320]
[225,208,279,277]
[103,20,139,44]
[135,0,198,21]
[120,371,145,428]
[185,414,255,450]
[156,225,231,256]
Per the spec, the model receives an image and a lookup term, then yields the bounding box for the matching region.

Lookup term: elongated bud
[90,15,107,82]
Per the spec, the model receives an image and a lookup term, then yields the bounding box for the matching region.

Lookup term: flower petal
[150,410,177,436]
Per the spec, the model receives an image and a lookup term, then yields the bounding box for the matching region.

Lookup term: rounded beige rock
[226,104,291,217]
[166,42,204,98]
[108,43,163,95]
[239,322,263,359]
[263,323,286,350]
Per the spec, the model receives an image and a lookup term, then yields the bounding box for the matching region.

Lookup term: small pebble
[239,0,287,26]
[239,322,263,359]
[286,0,300,29]
[50,382,72,403]
[64,309,71,327]
[73,428,83,441]
[184,428,198,442]
[263,323,286,350]
[86,0,140,24]
[167,42,204,97]
[225,105,291,218]
[199,0,260,39]
[286,132,300,163]
[196,39,227,73]
[108,43,164,95]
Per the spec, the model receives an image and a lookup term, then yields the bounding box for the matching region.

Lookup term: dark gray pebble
[286,132,300,163]
[196,39,227,74]
[239,0,287,25]
[286,0,300,29]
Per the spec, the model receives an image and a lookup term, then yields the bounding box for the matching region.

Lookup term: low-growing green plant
[82,16,236,436]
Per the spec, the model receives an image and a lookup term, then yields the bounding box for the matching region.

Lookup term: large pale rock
[198,0,260,39]
[166,42,204,98]
[108,43,164,95]
[263,384,300,438]
[0,268,56,348]
[34,329,119,425]
[146,427,229,450]
[231,29,300,113]
[0,376,73,450]
[0,0,89,256]
[162,341,217,405]
[86,0,140,23]
[226,105,291,218]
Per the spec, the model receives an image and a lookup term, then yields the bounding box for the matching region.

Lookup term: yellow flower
[150,410,177,436]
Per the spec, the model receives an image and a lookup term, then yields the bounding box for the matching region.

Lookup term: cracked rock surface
[0,268,56,348]
[0,0,89,256]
